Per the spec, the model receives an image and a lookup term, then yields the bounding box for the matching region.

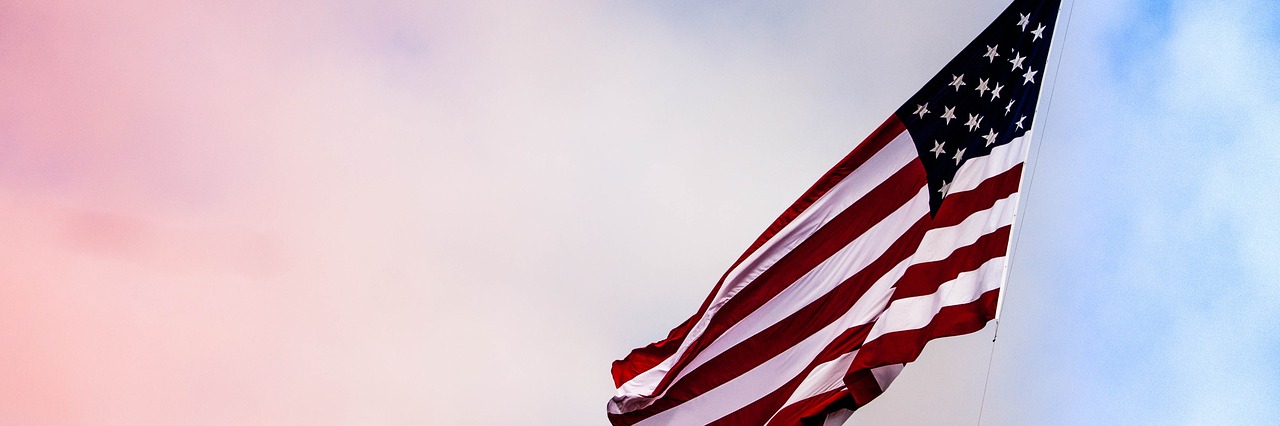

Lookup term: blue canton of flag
[898,2,1060,215]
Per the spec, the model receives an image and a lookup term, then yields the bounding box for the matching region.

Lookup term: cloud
[1137,1,1280,424]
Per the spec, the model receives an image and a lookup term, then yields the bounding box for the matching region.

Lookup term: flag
[608,0,1062,424]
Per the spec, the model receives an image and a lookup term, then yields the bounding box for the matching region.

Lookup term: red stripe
[610,162,1025,423]
[847,288,1001,389]
[609,116,906,388]
[930,163,1023,229]
[842,368,888,413]
[798,393,858,426]
[889,225,1012,301]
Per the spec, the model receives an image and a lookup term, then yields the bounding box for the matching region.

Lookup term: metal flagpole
[978,0,1076,424]
[994,0,1077,323]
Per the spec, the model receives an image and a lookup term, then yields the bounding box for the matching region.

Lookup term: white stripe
[782,350,858,408]
[949,134,1028,195]
[912,194,1018,264]
[864,256,1007,344]
[996,130,1034,320]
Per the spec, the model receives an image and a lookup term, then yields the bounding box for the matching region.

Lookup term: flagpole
[992,0,1075,323]
[979,2,1075,425]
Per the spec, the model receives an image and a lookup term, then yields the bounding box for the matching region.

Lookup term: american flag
[608,0,1062,424]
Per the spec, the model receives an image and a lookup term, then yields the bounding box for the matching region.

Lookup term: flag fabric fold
[609,0,1062,424]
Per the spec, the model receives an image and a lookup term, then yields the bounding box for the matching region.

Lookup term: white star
[1005,99,1016,115]
[950,74,966,91]
[914,103,930,119]
[941,106,957,125]
[984,45,1000,63]
[983,128,999,147]
[1009,52,1026,70]
[1031,23,1047,41]
[953,148,967,165]
[1023,68,1039,85]
[1018,13,1031,31]
[939,180,951,198]
[990,83,1004,100]
[975,78,991,97]
[965,113,983,132]
[1016,115,1027,130]
[930,140,947,158]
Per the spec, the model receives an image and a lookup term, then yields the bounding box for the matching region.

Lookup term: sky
[0,0,1277,425]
